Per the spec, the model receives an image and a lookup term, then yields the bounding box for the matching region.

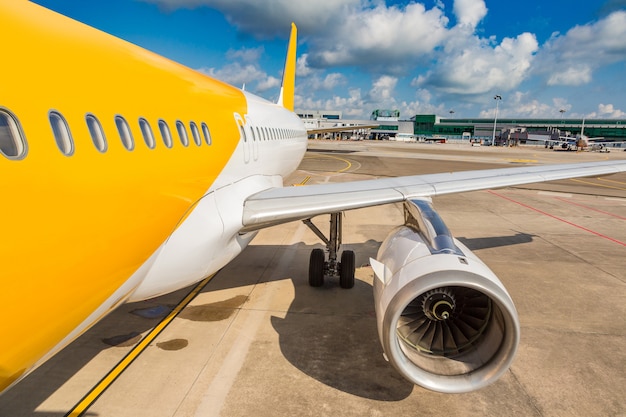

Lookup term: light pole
[492,95,502,146]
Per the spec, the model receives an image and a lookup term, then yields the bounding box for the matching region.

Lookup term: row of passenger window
[49,111,214,156]
[241,123,302,143]
[0,107,214,160]
[0,107,305,160]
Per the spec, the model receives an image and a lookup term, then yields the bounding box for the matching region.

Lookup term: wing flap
[242,160,626,231]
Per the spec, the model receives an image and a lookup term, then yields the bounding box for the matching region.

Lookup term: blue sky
[32,0,626,120]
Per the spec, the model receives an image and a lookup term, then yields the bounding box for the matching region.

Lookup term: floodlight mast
[492,95,502,145]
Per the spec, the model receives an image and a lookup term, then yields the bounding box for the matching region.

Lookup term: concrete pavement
[1,141,625,416]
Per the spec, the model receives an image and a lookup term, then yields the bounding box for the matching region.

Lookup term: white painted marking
[193,223,307,417]
[538,191,572,198]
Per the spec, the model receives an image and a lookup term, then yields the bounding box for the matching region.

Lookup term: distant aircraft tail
[277,23,297,112]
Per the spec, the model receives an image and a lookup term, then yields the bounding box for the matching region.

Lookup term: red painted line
[487,190,626,247]
[553,197,626,220]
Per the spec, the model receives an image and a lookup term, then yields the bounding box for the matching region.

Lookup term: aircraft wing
[242,160,626,231]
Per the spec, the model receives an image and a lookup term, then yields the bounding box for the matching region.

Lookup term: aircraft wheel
[339,250,355,289]
[309,249,325,287]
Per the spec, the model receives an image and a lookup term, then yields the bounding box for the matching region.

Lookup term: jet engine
[371,199,520,393]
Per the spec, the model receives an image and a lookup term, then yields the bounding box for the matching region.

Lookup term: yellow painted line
[570,178,626,191]
[303,153,353,173]
[597,177,626,186]
[506,159,538,163]
[292,176,311,186]
[65,275,214,417]
[330,155,353,173]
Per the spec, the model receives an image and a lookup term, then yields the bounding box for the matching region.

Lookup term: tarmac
[1,140,625,417]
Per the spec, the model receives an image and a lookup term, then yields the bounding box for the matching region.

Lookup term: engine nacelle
[371,199,519,393]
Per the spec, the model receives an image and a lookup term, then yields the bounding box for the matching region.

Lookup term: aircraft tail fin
[277,23,297,112]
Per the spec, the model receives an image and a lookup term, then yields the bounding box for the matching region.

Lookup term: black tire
[309,249,325,287]
[339,250,355,289]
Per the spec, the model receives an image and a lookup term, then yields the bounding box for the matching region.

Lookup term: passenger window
[201,122,212,145]
[158,119,173,148]
[176,121,189,147]
[139,118,156,149]
[190,122,202,146]
[0,109,27,159]
[86,114,107,153]
[49,111,74,156]
[115,116,134,151]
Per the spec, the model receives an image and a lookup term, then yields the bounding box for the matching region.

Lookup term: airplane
[545,119,609,151]
[2,1,626,397]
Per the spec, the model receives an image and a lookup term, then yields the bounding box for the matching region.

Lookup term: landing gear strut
[303,212,355,289]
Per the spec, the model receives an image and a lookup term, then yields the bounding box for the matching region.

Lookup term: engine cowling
[371,199,519,393]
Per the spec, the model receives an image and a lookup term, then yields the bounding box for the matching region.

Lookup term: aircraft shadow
[266,231,535,400]
[0,232,535,414]
[268,239,414,401]
[457,231,535,251]
[0,284,193,416]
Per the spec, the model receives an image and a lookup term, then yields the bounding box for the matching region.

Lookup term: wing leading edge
[242,160,626,231]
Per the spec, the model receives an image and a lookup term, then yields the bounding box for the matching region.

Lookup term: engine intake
[371,199,520,393]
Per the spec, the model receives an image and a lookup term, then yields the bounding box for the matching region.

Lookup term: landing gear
[308,248,325,287]
[303,212,356,289]
[339,250,355,289]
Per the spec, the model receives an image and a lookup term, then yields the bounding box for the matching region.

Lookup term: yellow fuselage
[0,2,305,391]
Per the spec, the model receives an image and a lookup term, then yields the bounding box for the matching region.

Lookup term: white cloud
[296,75,447,119]
[399,99,446,119]
[306,2,449,70]
[476,91,554,118]
[367,75,398,101]
[198,62,278,93]
[226,46,264,63]
[535,11,626,86]
[299,72,347,92]
[547,66,592,86]
[256,76,281,92]
[143,0,449,71]
[319,73,346,90]
[296,88,367,117]
[142,0,626,118]
[296,54,314,77]
[595,103,626,118]
[453,0,487,28]
[416,30,538,95]
[141,0,362,37]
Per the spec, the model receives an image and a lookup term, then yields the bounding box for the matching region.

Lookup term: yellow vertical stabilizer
[278,23,297,111]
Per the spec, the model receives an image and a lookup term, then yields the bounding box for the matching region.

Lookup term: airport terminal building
[412,114,626,145]
[298,110,626,146]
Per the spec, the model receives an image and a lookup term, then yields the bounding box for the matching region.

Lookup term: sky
[32,0,626,120]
